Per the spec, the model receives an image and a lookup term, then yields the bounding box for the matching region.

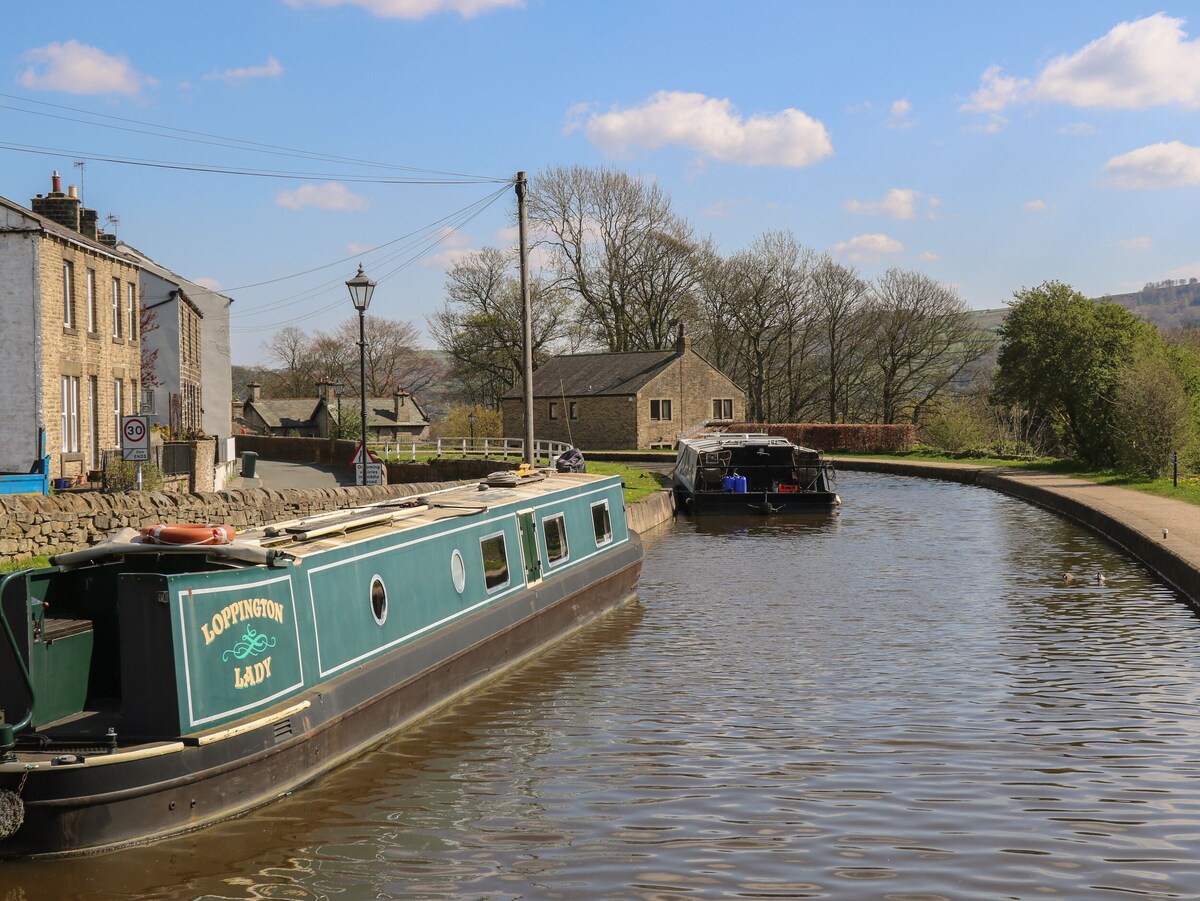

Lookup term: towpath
[835,457,1200,608]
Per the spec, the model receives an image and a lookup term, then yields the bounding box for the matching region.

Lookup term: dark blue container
[734,475,747,494]
[723,475,736,493]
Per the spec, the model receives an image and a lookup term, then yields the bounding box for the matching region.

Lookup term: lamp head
[346,264,376,312]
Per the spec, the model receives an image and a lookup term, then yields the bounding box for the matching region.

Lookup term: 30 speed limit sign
[121,415,150,461]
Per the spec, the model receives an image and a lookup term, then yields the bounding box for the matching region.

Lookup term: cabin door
[517,509,541,585]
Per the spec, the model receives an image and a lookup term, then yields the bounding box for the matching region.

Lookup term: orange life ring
[140,523,236,546]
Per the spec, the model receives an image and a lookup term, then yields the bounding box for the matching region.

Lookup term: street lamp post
[468,410,476,450]
[346,264,375,485]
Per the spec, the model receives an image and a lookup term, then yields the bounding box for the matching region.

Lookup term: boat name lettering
[234,656,272,690]
[199,597,286,645]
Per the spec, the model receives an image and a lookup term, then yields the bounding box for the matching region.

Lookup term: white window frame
[479,530,511,593]
[590,499,613,547]
[127,283,137,339]
[86,268,96,333]
[62,261,74,327]
[111,277,122,338]
[113,378,123,444]
[61,375,79,453]
[542,513,570,567]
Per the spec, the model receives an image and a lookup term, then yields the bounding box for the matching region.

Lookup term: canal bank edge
[835,457,1200,609]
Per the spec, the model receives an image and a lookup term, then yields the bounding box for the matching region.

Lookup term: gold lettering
[233,656,273,690]
[201,622,213,644]
[202,598,288,643]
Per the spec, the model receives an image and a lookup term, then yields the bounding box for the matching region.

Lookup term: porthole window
[450,548,466,594]
[370,574,388,625]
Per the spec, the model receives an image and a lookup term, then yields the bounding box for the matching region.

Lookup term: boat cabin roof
[51,471,616,570]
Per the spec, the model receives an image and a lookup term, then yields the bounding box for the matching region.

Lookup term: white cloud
[576,90,833,168]
[1024,199,1047,211]
[845,188,918,220]
[961,65,1029,113]
[1105,141,1200,189]
[963,14,1200,118]
[919,251,941,262]
[886,98,915,128]
[1117,236,1152,251]
[1058,121,1098,136]
[18,40,154,96]
[926,196,943,219]
[419,227,475,269]
[193,277,223,291]
[276,182,370,211]
[284,0,522,18]
[1166,264,1200,280]
[831,233,903,263]
[204,56,284,82]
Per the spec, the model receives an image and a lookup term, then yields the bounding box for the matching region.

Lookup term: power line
[0,92,507,182]
[0,141,509,184]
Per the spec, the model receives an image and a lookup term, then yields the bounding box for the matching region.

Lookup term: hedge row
[727,422,916,453]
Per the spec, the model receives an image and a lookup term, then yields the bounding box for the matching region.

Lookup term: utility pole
[516,171,535,466]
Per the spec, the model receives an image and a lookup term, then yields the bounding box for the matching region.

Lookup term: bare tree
[429,247,572,408]
[264,325,316,397]
[529,165,699,351]
[863,269,995,423]
[811,256,870,423]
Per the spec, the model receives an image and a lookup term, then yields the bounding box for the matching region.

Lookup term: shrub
[728,422,916,453]
[103,457,165,493]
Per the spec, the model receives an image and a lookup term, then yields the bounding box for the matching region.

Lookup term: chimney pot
[248,382,262,403]
[52,171,61,193]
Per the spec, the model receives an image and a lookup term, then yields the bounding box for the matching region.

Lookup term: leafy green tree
[991,280,1155,465]
[1110,344,1195,476]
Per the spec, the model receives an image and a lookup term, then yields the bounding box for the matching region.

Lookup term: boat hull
[0,534,642,858]
[683,489,839,516]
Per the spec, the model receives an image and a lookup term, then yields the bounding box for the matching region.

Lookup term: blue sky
[5,1,1200,363]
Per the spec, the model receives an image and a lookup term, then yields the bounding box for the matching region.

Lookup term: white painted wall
[139,269,181,430]
[0,223,42,472]
[190,285,233,459]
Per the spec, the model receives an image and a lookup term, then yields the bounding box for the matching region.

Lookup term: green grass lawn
[0,554,50,573]
[837,451,1200,506]
[585,461,673,505]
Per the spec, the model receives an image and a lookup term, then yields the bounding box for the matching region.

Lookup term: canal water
[7,471,1200,900]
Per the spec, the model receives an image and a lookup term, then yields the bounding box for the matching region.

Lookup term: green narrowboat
[0,470,643,857]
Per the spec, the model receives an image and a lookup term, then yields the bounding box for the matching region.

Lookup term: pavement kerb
[833,457,1200,609]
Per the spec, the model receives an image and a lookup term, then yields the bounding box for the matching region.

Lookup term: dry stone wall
[0,481,462,562]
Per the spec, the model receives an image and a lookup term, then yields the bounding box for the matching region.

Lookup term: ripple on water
[10,472,1200,900]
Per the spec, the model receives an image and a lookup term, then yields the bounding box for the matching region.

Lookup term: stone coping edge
[834,458,1200,610]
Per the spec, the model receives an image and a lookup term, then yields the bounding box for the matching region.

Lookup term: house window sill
[63,325,79,336]
[87,331,101,341]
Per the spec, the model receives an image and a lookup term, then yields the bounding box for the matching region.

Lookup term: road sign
[357,462,384,486]
[121,415,150,461]
[350,443,381,465]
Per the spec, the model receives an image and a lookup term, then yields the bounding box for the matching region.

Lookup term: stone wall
[0,481,462,562]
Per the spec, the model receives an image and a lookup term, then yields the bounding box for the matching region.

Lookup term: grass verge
[836,452,1200,506]
[585,461,673,505]
[0,554,51,573]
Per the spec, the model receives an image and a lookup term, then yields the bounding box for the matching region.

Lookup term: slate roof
[502,350,678,399]
[0,194,127,260]
[245,400,322,430]
[354,397,430,429]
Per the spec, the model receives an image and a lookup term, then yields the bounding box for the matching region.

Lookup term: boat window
[370,574,387,625]
[591,500,612,546]
[450,548,466,594]
[543,513,569,564]
[480,533,510,592]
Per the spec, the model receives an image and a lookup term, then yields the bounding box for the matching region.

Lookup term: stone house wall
[503,394,638,450]
[637,349,744,448]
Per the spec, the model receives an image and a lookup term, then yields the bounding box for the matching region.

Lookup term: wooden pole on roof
[516,171,535,466]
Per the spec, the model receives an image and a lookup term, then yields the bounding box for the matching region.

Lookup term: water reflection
[7,471,1200,899]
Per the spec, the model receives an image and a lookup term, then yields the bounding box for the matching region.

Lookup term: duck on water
[0,469,643,857]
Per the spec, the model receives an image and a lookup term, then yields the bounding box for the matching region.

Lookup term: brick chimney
[248,382,262,403]
[31,171,82,233]
[79,207,99,241]
[317,380,336,404]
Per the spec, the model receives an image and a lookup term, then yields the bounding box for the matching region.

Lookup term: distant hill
[969,279,1200,334]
